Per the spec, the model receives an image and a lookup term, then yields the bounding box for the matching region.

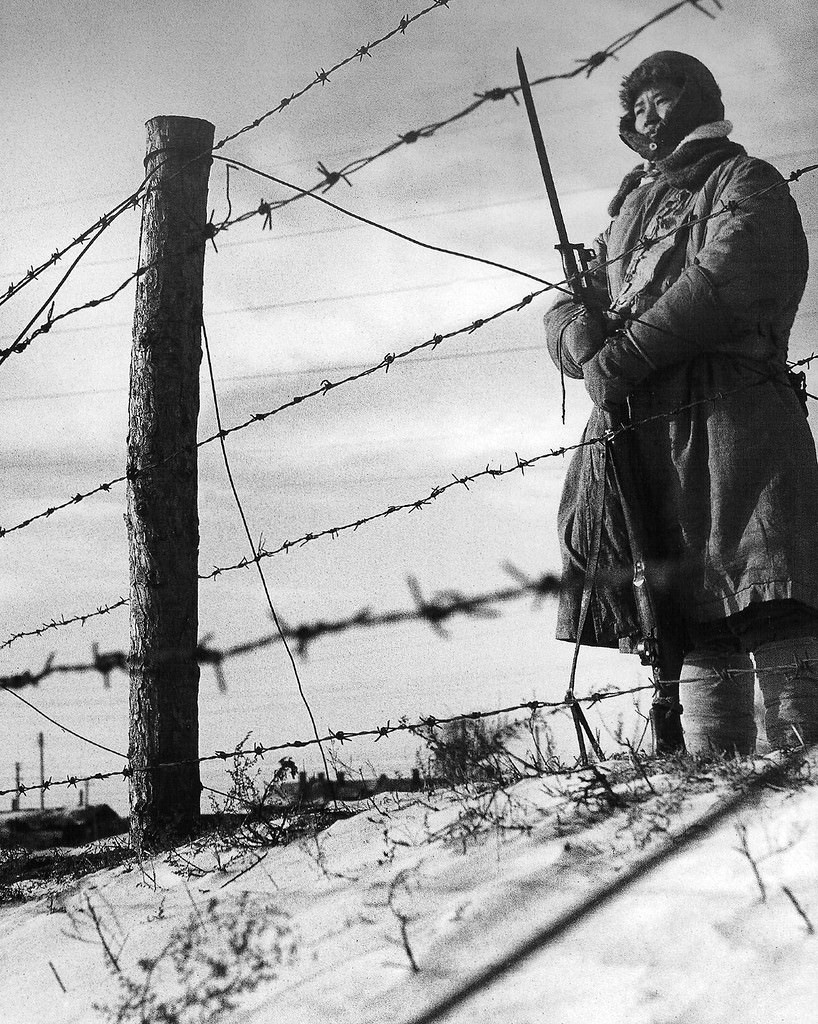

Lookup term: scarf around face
[608,136,746,218]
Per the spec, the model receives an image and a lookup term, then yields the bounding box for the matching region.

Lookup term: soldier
[545,51,818,754]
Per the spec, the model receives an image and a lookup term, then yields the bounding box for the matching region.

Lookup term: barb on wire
[3,160,815,544]
[0,598,128,653]
[0,227,215,366]
[0,2,448,315]
[211,155,556,289]
[0,285,549,542]
[0,267,139,365]
[0,684,650,801]
[3,647,814,802]
[1,567,561,690]
[211,1,451,153]
[223,0,718,217]
[201,361,794,578]
[0,191,143,314]
[3,347,810,654]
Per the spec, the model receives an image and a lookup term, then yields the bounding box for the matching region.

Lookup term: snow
[1,759,817,1024]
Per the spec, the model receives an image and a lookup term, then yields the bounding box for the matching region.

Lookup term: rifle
[516,49,684,756]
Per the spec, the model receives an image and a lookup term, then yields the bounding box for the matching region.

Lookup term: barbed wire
[0,0,719,362]
[0,569,562,689]
[6,143,814,383]
[0,192,143,314]
[3,349,816,653]
[201,356,816,578]
[0,598,129,653]
[0,685,647,801]
[211,1,452,154]
[0,265,141,367]
[214,0,721,216]
[4,641,815,803]
[5,153,816,544]
[0,1,449,316]
[212,158,818,340]
[0,286,547,541]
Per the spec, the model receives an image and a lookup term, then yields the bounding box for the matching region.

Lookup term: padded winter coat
[545,149,818,649]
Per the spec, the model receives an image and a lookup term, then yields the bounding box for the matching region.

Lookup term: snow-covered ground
[1,756,817,1024]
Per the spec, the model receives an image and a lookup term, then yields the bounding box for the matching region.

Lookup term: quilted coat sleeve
[626,158,809,366]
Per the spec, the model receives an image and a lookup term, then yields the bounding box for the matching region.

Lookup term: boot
[679,652,756,756]
[752,637,818,749]
[650,683,685,755]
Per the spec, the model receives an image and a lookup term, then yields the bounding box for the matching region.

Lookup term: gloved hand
[544,301,606,379]
[582,330,655,411]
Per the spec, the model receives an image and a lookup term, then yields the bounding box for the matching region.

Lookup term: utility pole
[127,115,214,850]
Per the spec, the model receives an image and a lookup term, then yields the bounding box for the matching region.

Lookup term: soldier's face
[633,82,682,136]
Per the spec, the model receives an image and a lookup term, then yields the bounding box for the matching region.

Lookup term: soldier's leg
[737,601,818,749]
[680,619,756,756]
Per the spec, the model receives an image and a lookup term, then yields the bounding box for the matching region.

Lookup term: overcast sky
[1,0,816,812]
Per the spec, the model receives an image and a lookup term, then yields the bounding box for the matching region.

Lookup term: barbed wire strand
[0,686,649,800]
[218,0,720,216]
[0,216,132,370]
[3,346,817,653]
[4,158,815,545]
[200,315,332,782]
[0,569,561,688]
[7,145,815,378]
[0,1,450,315]
[0,598,129,653]
[212,1,453,154]
[3,656,814,803]
[0,0,718,359]
[7,565,815,700]
[212,154,558,287]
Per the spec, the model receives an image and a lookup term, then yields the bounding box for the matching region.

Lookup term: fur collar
[608,137,745,217]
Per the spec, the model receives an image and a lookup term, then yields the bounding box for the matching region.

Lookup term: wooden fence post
[127,115,214,850]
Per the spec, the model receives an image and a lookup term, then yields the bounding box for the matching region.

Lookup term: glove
[544,301,606,379]
[582,330,655,412]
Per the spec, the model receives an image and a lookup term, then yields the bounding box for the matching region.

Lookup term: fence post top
[143,116,215,160]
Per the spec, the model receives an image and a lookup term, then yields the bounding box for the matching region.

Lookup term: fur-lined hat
[618,51,725,159]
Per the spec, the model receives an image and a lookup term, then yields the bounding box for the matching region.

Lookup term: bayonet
[515,48,594,302]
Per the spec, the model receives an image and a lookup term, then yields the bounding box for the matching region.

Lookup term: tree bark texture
[127,116,214,850]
